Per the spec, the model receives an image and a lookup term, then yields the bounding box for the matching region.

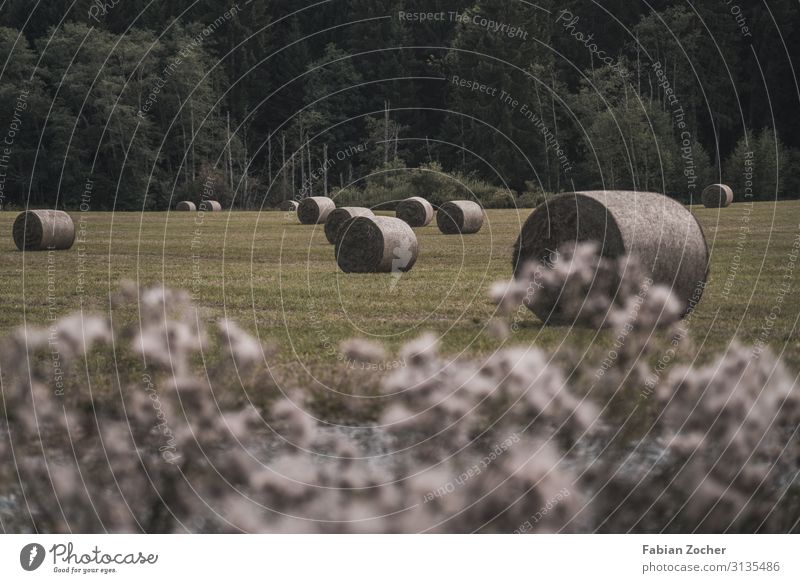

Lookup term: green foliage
[443,2,556,191]
[633,5,741,142]
[569,65,713,199]
[518,190,549,209]
[0,1,797,209]
[303,43,364,146]
[723,128,800,201]
[0,21,247,210]
[332,161,522,209]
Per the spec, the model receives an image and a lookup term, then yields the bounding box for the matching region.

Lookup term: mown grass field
[0,200,798,383]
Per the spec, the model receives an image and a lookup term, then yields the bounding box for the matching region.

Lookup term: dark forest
[1,0,797,210]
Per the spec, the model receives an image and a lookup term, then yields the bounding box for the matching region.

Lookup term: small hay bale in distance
[335,215,418,273]
[396,196,433,227]
[297,196,335,224]
[13,210,75,251]
[199,200,222,212]
[280,200,299,212]
[324,207,375,244]
[176,201,196,211]
[513,190,709,322]
[701,183,733,208]
[436,200,484,235]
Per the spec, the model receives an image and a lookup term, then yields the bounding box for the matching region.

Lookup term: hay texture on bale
[437,200,484,235]
[701,183,733,208]
[199,200,222,212]
[513,190,708,323]
[176,201,196,211]
[13,210,75,251]
[396,196,434,227]
[280,200,299,212]
[298,196,335,224]
[335,215,418,273]
[324,207,375,244]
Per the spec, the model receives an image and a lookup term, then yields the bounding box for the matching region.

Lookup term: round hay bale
[280,200,299,212]
[176,201,196,211]
[701,183,733,208]
[297,196,335,224]
[436,200,484,235]
[396,196,434,227]
[324,207,375,244]
[513,190,709,320]
[335,215,418,273]
[198,200,222,212]
[13,210,75,251]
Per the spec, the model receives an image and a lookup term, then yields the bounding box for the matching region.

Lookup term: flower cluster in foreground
[1,246,797,533]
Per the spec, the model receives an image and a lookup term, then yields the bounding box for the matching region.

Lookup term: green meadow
[0,200,797,381]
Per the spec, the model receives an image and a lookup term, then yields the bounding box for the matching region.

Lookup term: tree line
[0,0,797,210]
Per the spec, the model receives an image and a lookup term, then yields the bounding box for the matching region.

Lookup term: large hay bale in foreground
[701,183,733,208]
[335,216,418,273]
[513,190,708,321]
[280,200,299,212]
[298,196,335,224]
[13,210,75,251]
[176,201,196,211]
[199,200,222,212]
[437,200,484,234]
[324,207,375,244]
[396,196,434,227]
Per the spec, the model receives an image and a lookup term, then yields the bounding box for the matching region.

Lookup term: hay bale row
[298,196,335,224]
[324,207,375,244]
[13,210,75,251]
[436,200,484,235]
[701,183,733,208]
[280,200,299,212]
[177,200,222,211]
[335,216,418,273]
[199,200,222,212]
[513,190,709,321]
[396,196,434,227]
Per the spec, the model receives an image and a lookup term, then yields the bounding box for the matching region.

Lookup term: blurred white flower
[218,318,262,366]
